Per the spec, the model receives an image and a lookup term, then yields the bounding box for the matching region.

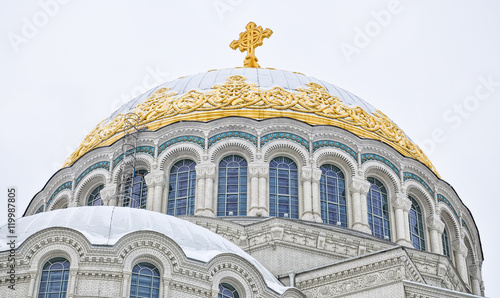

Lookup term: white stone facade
[6,116,484,297]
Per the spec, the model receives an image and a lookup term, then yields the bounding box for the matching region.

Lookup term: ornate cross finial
[230,22,273,68]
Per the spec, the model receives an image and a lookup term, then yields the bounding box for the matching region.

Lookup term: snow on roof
[0,206,288,294]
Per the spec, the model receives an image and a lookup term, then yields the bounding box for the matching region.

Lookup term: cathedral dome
[63,68,437,175]
[0,206,289,294]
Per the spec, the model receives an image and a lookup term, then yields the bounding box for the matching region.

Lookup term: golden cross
[230,22,273,68]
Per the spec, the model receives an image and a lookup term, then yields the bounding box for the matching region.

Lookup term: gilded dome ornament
[62,75,438,177]
[230,21,273,68]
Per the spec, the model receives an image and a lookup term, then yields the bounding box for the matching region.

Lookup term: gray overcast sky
[1,0,499,296]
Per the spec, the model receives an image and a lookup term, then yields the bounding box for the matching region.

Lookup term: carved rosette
[63,75,438,178]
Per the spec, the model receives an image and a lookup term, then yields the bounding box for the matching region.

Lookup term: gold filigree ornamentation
[63,75,438,176]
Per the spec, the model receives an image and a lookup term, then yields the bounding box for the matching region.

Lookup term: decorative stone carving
[100,183,118,206]
[144,171,166,188]
[391,193,412,212]
[303,267,404,297]
[349,177,371,195]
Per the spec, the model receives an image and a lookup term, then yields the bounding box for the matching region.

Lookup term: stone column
[145,171,166,212]
[311,168,323,223]
[248,163,260,216]
[204,165,216,216]
[469,264,482,296]
[301,167,314,221]
[392,193,412,247]
[145,183,155,210]
[195,164,216,216]
[100,183,118,206]
[258,164,269,216]
[349,177,371,234]
[453,239,469,282]
[195,169,205,215]
[426,214,445,253]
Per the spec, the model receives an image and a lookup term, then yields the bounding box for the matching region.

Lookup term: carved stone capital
[100,183,117,204]
[301,167,312,181]
[312,168,322,183]
[391,193,412,212]
[145,171,166,187]
[426,214,445,233]
[195,163,216,179]
[469,264,481,279]
[452,239,468,257]
[248,163,268,178]
[349,177,371,195]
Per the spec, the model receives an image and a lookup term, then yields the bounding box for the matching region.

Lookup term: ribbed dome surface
[109,68,376,120]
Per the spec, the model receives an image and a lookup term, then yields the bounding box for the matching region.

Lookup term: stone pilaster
[392,193,412,247]
[452,238,469,282]
[145,170,166,212]
[469,264,482,296]
[248,163,261,216]
[311,168,323,223]
[195,163,216,216]
[301,167,314,221]
[349,177,371,234]
[426,214,445,253]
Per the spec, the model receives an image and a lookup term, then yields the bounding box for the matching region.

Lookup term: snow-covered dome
[0,206,289,294]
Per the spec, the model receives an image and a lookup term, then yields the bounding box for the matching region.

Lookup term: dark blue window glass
[130,263,160,298]
[409,196,426,250]
[38,257,70,298]
[442,226,451,258]
[269,157,299,219]
[217,155,247,216]
[367,177,390,240]
[167,160,196,216]
[123,169,148,209]
[320,164,347,227]
[87,185,104,206]
[218,283,239,298]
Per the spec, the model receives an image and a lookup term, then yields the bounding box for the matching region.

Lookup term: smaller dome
[0,206,288,294]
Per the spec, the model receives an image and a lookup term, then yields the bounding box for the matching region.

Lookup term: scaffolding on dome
[116,113,148,208]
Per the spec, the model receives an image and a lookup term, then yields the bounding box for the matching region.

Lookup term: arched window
[442,226,451,258]
[367,177,390,240]
[123,169,148,209]
[130,263,160,298]
[167,159,196,216]
[38,257,70,298]
[269,156,299,219]
[217,155,248,216]
[218,283,240,298]
[87,184,104,206]
[320,164,347,227]
[409,196,426,250]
